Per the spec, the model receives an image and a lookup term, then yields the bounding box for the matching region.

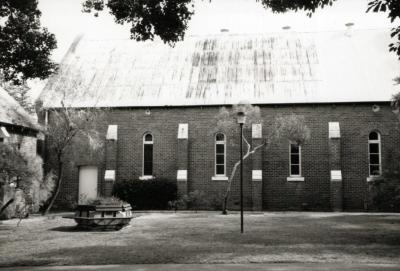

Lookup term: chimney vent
[345,22,354,37]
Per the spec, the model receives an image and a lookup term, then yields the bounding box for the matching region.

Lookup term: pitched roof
[0,86,40,131]
[39,29,400,108]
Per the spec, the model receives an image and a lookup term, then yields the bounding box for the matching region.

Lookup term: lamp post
[237,110,246,233]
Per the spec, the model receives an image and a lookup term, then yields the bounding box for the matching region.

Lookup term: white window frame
[215,133,226,177]
[142,133,154,178]
[289,142,302,177]
[368,131,382,177]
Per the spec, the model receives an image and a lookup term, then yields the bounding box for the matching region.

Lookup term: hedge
[112,179,177,210]
[370,151,400,212]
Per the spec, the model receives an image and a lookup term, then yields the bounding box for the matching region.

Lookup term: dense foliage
[392,89,400,110]
[0,143,53,217]
[180,190,208,212]
[0,144,31,186]
[260,0,336,15]
[82,0,194,43]
[0,0,57,84]
[371,151,400,212]
[85,196,128,206]
[113,179,177,210]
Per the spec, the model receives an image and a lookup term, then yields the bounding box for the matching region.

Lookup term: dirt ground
[0,212,400,267]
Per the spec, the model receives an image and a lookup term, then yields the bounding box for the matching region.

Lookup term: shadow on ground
[49,226,81,232]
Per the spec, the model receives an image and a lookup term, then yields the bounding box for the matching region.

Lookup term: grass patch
[0,212,400,266]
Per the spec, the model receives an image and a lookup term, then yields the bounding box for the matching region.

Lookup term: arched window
[143,133,153,176]
[215,133,226,176]
[289,142,301,176]
[368,131,381,176]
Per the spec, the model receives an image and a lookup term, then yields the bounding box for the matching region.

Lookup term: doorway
[78,166,98,203]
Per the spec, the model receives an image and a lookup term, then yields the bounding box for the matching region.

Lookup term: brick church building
[38,28,400,211]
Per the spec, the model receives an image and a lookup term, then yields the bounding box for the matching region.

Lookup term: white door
[78,166,98,203]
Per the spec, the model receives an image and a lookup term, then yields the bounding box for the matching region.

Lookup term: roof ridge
[75,27,394,42]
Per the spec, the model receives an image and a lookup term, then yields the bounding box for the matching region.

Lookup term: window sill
[139,176,154,180]
[287,176,305,182]
[366,176,383,183]
[212,176,228,181]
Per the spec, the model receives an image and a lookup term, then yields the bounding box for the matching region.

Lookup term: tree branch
[223,140,265,199]
[242,133,251,156]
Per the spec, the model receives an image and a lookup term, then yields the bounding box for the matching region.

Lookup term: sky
[29,0,395,98]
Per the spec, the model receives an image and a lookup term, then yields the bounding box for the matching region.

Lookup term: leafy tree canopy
[0,0,57,84]
[82,0,400,59]
[82,0,194,44]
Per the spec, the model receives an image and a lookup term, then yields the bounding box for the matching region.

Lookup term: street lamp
[237,110,246,233]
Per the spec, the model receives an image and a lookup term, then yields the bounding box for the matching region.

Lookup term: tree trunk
[222,197,228,215]
[221,139,265,215]
[222,160,240,215]
[0,198,14,216]
[43,159,63,215]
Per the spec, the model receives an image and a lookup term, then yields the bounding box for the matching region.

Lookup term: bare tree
[42,103,105,214]
[215,103,311,214]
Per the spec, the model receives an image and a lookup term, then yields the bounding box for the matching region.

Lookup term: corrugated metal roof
[0,87,40,130]
[39,29,400,108]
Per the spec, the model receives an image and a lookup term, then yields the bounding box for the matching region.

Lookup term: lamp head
[237,111,246,124]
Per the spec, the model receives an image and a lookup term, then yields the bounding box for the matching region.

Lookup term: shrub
[371,151,400,212]
[38,171,56,207]
[209,193,224,211]
[85,196,128,206]
[168,191,221,211]
[112,178,177,210]
[181,190,209,212]
[372,178,400,211]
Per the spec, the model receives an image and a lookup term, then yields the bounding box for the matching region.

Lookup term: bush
[181,190,209,212]
[371,151,400,212]
[84,196,128,206]
[38,171,56,207]
[372,178,400,212]
[168,191,222,212]
[112,178,177,210]
[209,192,224,211]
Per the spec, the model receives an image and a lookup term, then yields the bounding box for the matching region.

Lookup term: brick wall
[45,103,400,211]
